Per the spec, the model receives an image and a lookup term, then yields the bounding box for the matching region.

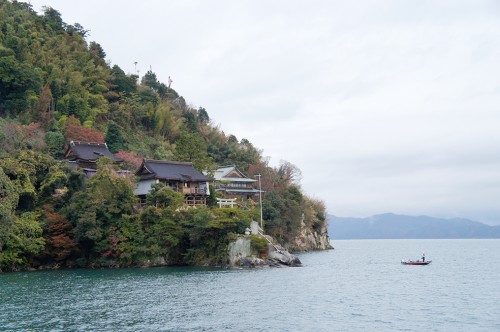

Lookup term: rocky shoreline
[227,221,332,268]
[229,238,303,268]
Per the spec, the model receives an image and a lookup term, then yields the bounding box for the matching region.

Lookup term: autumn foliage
[115,151,142,170]
[64,116,105,143]
[43,205,77,262]
[1,122,46,153]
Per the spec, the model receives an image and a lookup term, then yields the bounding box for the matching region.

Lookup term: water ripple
[1,240,499,331]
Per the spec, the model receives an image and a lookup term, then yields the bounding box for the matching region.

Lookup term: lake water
[1,239,499,331]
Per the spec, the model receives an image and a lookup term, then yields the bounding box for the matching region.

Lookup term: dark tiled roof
[66,141,122,162]
[138,159,213,182]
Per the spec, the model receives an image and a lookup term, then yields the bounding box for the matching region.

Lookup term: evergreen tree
[0,53,42,116]
[105,121,125,153]
[174,132,212,171]
[111,65,137,96]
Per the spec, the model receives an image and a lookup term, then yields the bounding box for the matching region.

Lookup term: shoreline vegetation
[0,1,331,273]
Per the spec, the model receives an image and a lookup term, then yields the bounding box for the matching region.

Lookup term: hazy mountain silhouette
[328,213,500,239]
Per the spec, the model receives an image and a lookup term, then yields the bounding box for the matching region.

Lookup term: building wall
[135,179,158,195]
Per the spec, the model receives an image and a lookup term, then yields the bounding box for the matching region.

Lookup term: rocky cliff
[291,218,333,251]
[227,221,331,268]
[228,237,303,268]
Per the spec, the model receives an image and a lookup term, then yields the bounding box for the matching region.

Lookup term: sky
[27,0,500,225]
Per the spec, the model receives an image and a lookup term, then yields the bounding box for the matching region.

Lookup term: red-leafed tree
[35,84,53,129]
[64,116,105,143]
[115,151,142,171]
[43,205,77,263]
[23,122,46,150]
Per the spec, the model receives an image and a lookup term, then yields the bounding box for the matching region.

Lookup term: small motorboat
[401,259,431,265]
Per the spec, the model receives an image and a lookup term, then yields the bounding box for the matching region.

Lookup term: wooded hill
[0,0,327,271]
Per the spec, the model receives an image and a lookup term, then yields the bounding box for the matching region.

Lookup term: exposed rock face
[292,219,333,251]
[267,244,302,266]
[227,237,252,266]
[238,256,267,268]
[227,236,302,268]
[250,221,262,235]
[227,218,331,268]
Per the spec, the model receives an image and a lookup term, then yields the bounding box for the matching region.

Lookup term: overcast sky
[28,0,500,224]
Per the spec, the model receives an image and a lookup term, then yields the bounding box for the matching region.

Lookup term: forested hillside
[0,0,328,271]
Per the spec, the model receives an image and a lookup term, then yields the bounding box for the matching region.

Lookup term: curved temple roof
[137,159,213,182]
[65,141,123,162]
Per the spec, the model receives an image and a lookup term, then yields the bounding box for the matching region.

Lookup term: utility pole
[256,174,263,230]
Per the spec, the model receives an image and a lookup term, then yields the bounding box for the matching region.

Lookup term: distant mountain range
[328,213,500,239]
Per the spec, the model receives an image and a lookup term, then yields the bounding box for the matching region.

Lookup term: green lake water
[1,239,499,331]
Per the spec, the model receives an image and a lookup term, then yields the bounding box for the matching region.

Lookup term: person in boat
[422,253,425,262]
